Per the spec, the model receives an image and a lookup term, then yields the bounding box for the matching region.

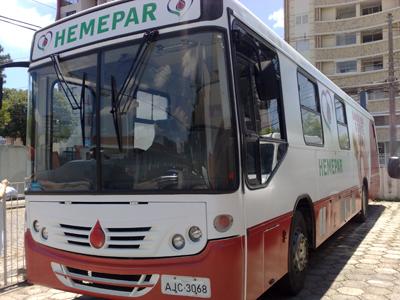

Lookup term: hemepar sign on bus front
[31,0,201,60]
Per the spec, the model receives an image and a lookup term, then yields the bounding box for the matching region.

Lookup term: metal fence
[1,182,26,288]
[379,154,390,166]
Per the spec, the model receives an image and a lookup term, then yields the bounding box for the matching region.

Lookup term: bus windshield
[27,31,238,193]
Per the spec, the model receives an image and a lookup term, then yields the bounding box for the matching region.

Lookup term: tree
[52,87,76,143]
[0,44,12,80]
[0,89,28,144]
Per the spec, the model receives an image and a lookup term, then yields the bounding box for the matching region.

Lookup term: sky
[0,0,284,90]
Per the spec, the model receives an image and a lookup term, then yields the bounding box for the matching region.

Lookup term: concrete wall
[0,145,27,183]
[321,61,335,75]
[322,35,336,47]
[383,0,400,10]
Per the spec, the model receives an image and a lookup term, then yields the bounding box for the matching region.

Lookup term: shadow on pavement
[260,203,386,300]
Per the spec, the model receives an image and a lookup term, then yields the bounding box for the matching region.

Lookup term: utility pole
[388,13,397,156]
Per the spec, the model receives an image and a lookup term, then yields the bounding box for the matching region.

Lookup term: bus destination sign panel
[31,0,201,61]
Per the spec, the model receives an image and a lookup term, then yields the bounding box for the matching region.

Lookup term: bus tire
[281,211,309,295]
[356,185,368,223]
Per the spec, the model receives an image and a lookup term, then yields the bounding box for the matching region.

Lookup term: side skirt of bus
[246,185,363,299]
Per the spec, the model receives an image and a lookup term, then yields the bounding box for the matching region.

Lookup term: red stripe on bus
[246,185,361,299]
[25,230,245,300]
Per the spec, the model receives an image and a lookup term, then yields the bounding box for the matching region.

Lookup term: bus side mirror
[254,61,279,103]
[0,76,3,109]
[388,157,400,179]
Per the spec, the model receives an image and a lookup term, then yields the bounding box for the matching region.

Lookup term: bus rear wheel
[356,185,368,223]
[281,211,309,295]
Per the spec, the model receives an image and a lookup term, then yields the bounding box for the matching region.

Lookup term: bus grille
[51,263,159,297]
[59,223,151,249]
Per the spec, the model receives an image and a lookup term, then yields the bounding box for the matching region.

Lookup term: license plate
[161,275,211,298]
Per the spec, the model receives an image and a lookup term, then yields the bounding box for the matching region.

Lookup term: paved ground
[263,201,400,300]
[1,201,400,300]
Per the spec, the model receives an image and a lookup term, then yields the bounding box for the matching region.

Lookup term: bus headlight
[41,227,48,240]
[172,234,185,250]
[33,220,40,233]
[188,226,202,242]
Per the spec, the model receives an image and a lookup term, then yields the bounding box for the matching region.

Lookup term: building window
[378,142,385,154]
[374,115,400,126]
[297,71,324,146]
[362,57,383,72]
[367,89,387,100]
[296,40,310,51]
[362,29,383,43]
[374,116,389,126]
[336,60,357,73]
[361,2,382,16]
[336,5,356,19]
[336,33,357,46]
[296,14,309,25]
[61,0,78,5]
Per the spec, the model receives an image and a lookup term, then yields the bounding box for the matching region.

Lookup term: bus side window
[297,72,324,146]
[233,23,286,187]
[334,96,350,150]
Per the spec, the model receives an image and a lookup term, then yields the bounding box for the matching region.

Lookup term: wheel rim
[293,232,308,272]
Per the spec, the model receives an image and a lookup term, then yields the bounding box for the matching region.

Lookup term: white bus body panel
[27,191,245,258]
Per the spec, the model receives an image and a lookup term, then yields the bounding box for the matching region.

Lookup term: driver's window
[51,82,94,169]
[233,22,286,187]
[29,54,98,192]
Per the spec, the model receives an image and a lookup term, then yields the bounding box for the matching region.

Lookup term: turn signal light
[213,214,233,233]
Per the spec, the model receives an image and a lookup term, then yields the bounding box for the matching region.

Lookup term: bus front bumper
[25,230,244,300]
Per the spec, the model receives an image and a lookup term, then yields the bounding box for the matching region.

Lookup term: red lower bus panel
[246,213,292,300]
[25,230,245,300]
[314,186,360,247]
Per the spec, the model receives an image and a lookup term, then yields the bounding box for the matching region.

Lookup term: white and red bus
[1,0,379,299]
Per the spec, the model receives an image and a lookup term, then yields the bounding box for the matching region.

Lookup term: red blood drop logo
[43,38,48,47]
[89,220,105,249]
[176,0,186,11]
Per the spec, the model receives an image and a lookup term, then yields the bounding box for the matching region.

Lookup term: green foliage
[0,45,12,80]
[0,84,79,146]
[52,87,76,142]
[303,111,322,138]
[0,89,27,143]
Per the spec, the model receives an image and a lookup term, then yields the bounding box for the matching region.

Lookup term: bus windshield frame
[26,28,240,195]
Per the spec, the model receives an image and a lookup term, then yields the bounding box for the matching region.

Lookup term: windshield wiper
[51,55,80,109]
[51,54,87,147]
[110,29,159,152]
[110,76,122,152]
[80,72,86,146]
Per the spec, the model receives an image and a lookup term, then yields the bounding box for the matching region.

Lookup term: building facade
[285,0,400,161]
[56,0,110,19]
